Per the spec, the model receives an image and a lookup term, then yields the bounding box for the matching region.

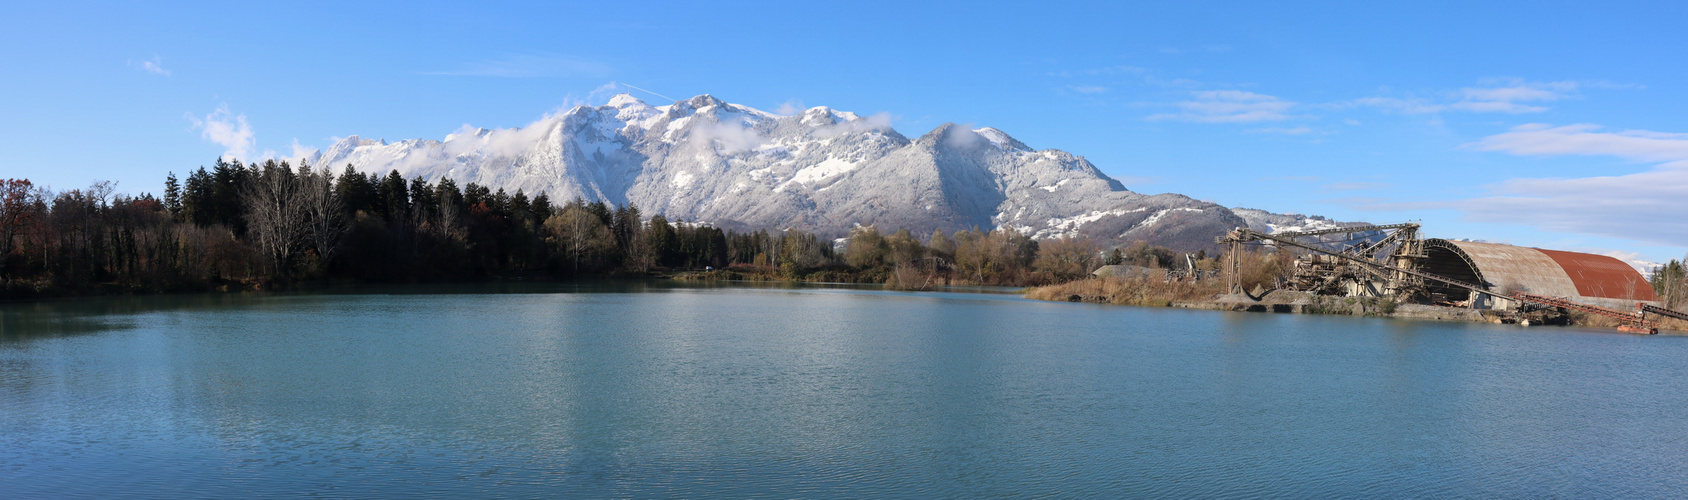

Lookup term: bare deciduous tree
[244,161,308,277]
[0,179,44,282]
[1033,235,1100,279]
[297,165,347,269]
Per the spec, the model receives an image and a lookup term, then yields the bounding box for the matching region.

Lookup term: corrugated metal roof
[1435,240,1658,308]
[1446,241,1580,296]
[1536,248,1657,301]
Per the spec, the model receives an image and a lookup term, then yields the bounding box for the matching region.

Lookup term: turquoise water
[3,282,1687,498]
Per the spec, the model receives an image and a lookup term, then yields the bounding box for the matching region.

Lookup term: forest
[0,158,1199,299]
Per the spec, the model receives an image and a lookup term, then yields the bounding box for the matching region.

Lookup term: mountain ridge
[301,94,1351,251]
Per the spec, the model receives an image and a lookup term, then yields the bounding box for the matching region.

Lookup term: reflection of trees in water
[0,293,255,341]
[0,310,134,341]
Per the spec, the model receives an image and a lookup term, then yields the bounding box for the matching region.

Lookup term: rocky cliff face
[307,94,1338,251]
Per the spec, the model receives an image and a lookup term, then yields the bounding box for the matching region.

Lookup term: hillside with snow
[305,94,1346,250]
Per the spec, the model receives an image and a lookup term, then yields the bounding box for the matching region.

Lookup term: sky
[3,1,1685,264]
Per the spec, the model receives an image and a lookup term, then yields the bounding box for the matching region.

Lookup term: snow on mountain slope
[1230,208,1363,234]
[304,94,1344,250]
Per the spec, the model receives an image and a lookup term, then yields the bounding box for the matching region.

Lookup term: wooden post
[1228,239,1240,294]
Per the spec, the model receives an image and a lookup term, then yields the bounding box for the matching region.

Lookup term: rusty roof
[1437,240,1657,306]
[1537,248,1657,302]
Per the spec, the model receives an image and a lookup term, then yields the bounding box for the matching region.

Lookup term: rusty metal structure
[1423,240,1658,310]
[1220,223,1678,333]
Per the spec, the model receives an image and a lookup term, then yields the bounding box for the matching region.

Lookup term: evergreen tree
[586,200,612,227]
[209,158,250,233]
[491,188,510,216]
[612,203,641,250]
[647,214,677,267]
[335,165,377,215]
[529,192,552,223]
[377,170,409,221]
[510,190,532,225]
[183,167,214,226]
[409,177,436,223]
[163,172,182,221]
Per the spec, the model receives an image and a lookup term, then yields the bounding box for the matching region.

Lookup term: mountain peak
[606,93,645,107]
[682,94,725,109]
[309,94,1315,250]
[973,127,1030,152]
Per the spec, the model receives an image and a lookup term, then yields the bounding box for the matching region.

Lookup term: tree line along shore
[1,158,1213,299]
[5,156,1683,334]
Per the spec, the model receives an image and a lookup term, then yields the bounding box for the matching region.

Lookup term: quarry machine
[1219,223,1679,334]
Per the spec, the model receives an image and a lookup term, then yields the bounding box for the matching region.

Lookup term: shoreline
[1024,278,1685,334]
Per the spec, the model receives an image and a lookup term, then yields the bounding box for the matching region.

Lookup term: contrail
[616,83,677,103]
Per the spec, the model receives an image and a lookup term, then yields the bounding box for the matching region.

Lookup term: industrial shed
[1421,239,1657,310]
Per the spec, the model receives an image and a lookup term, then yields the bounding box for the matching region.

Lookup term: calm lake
[3,282,1687,498]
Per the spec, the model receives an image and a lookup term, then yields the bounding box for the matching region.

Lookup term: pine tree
[184,167,214,226]
[335,165,376,215]
[647,214,677,267]
[163,172,182,221]
[529,192,552,223]
[377,170,409,221]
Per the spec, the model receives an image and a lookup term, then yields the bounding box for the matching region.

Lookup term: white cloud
[186,104,255,160]
[425,54,612,78]
[1068,85,1108,94]
[129,55,169,76]
[1320,181,1389,191]
[1158,44,1232,54]
[442,115,563,159]
[1465,123,1688,162]
[1147,90,1297,123]
[691,121,763,154]
[1597,249,1666,274]
[1246,126,1313,135]
[809,112,895,139]
[940,124,987,150]
[1353,80,1583,115]
[1447,123,1688,246]
[587,82,623,102]
[1048,65,1147,78]
[289,139,318,164]
[1446,100,1548,113]
[774,99,805,116]
[1460,83,1571,102]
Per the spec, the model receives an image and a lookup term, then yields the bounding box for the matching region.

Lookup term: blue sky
[4,1,1686,264]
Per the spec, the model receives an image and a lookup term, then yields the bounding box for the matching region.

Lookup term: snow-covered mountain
[305,94,1342,250]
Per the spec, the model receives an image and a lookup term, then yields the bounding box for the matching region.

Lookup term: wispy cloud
[128,55,169,76]
[186,104,255,160]
[1158,44,1232,54]
[424,54,612,78]
[1068,85,1108,94]
[1257,175,1322,183]
[588,81,675,103]
[1351,79,1593,115]
[1147,90,1297,123]
[1464,123,1688,161]
[1435,123,1688,246]
[289,139,318,163]
[1047,65,1147,78]
[1320,181,1389,191]
[1246,126,1314,135]
[773,98,805,116]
